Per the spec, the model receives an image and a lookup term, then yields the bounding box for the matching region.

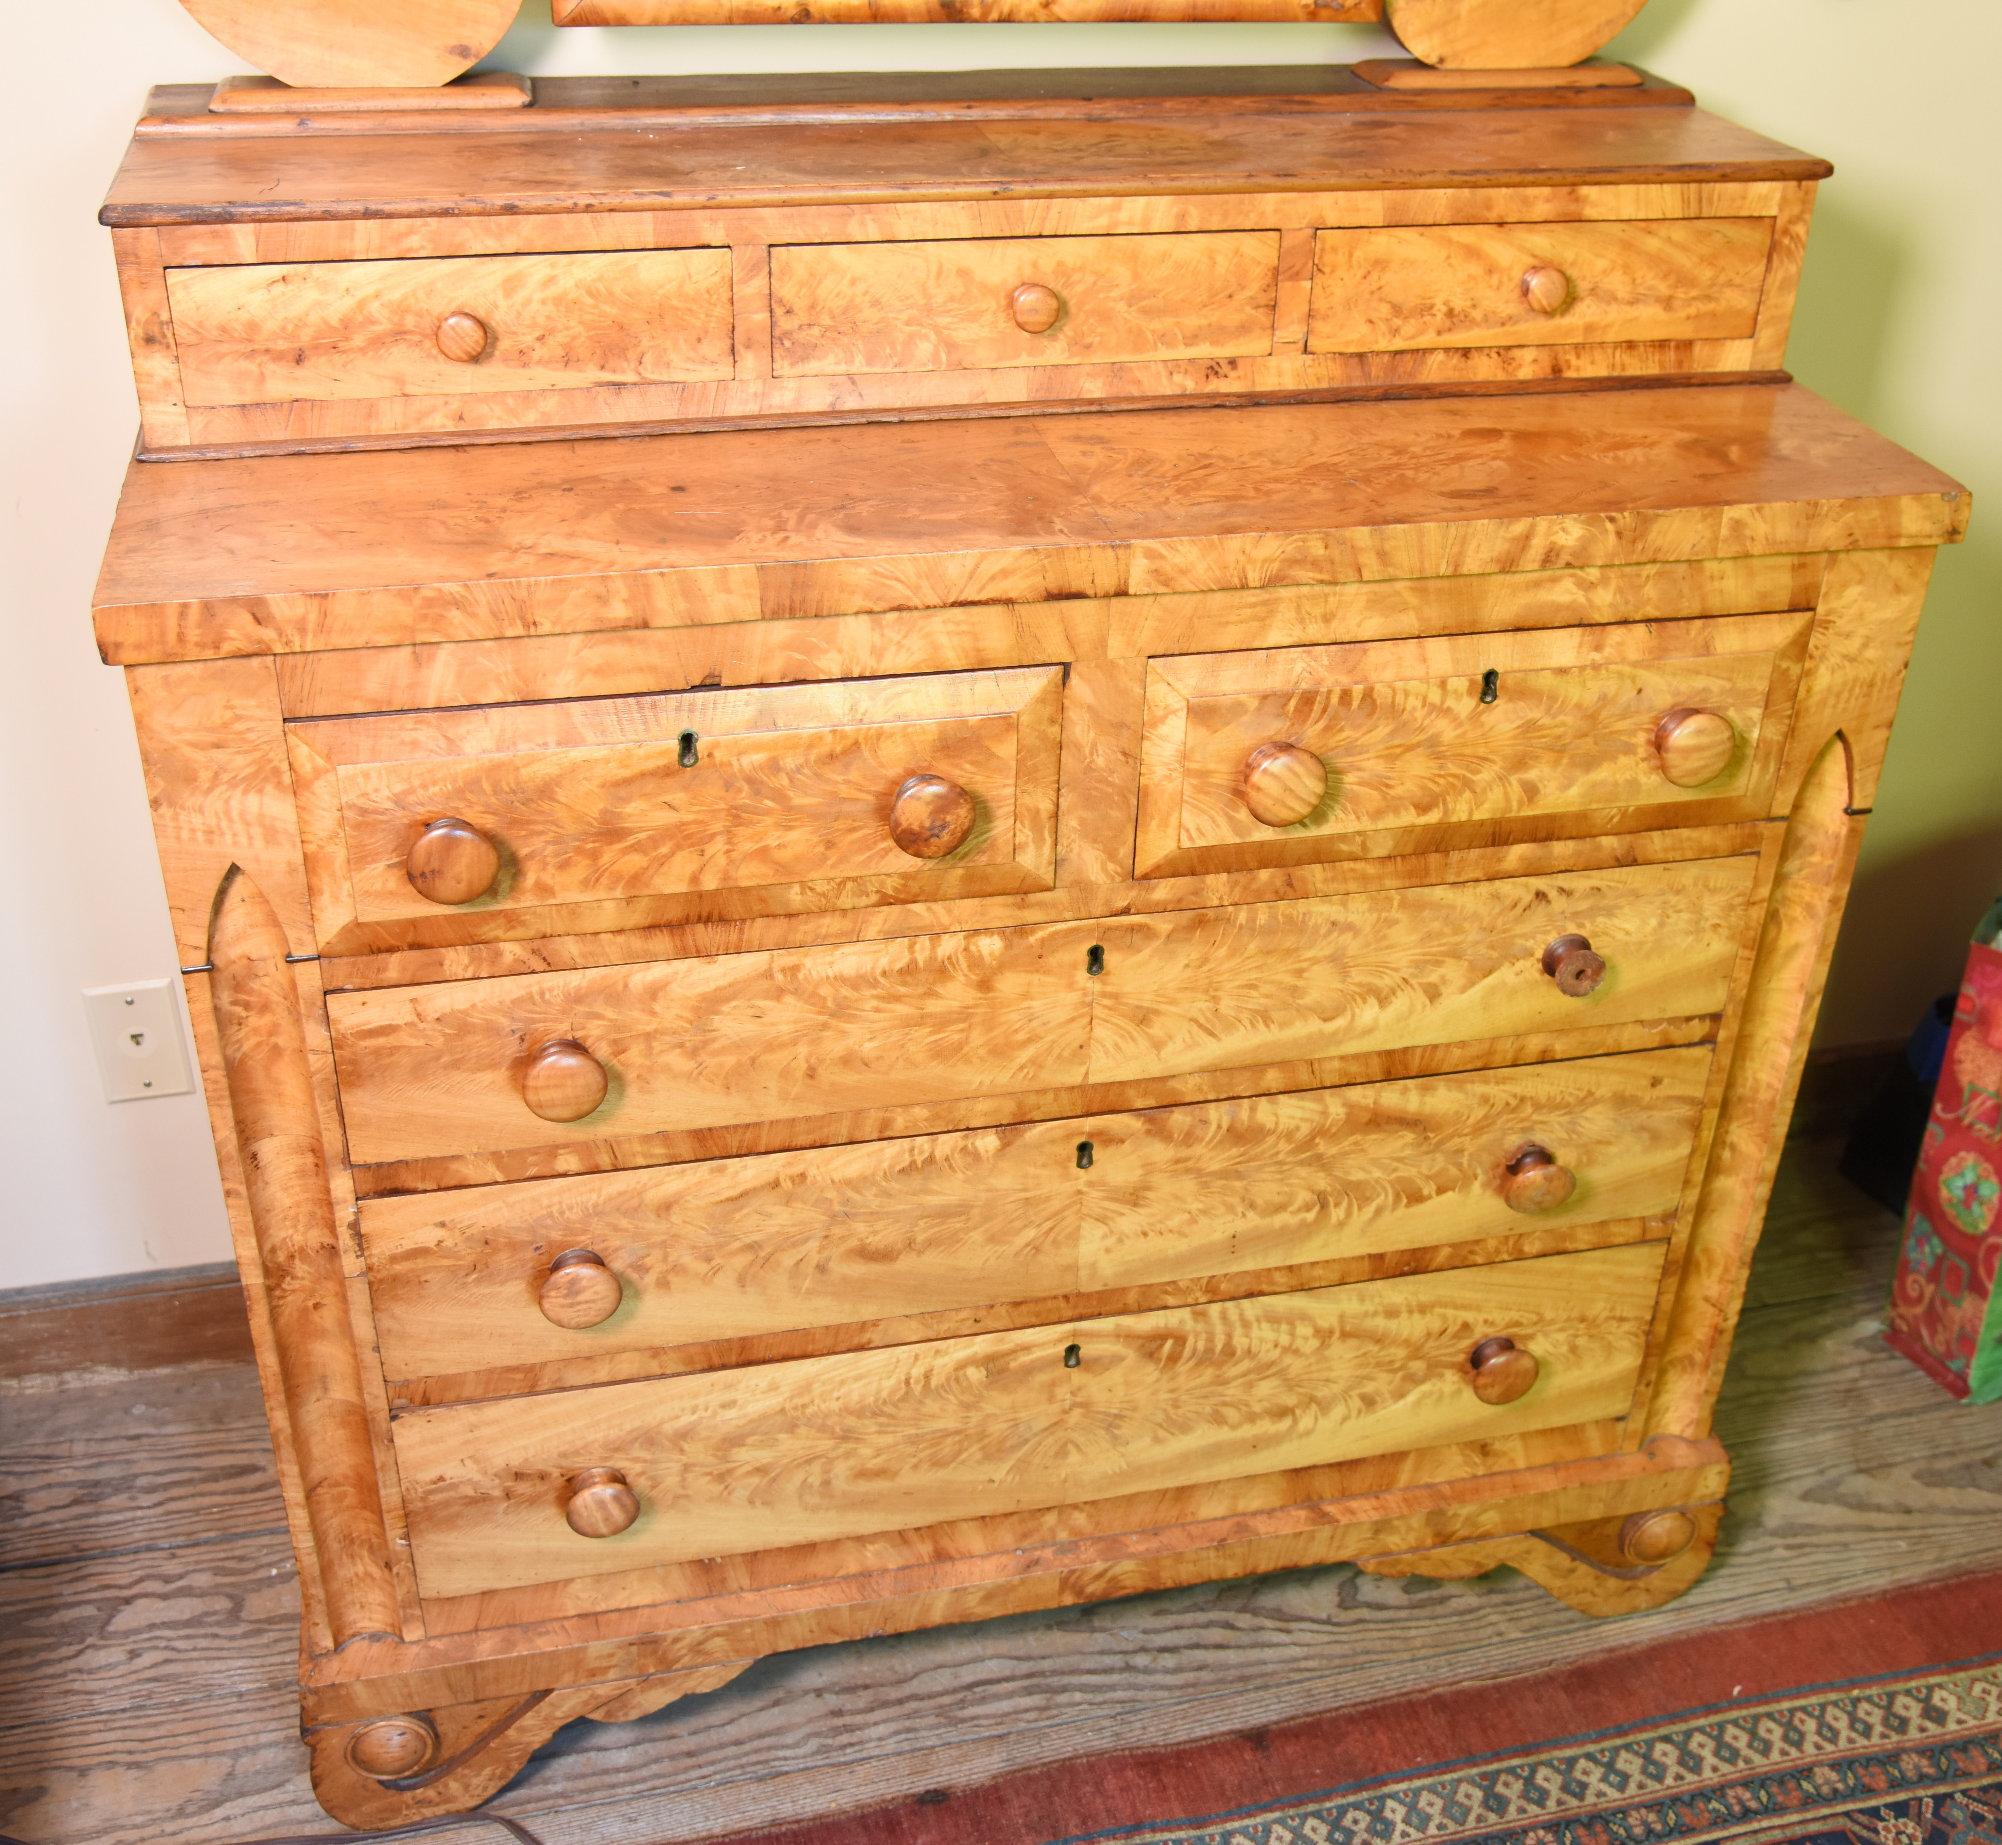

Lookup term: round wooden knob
[435,311,490,364]
[1541,934,1607,998]
[1521,265,1572,317]
[1502,1145,1577,1215]
[344,1713,439,1781]
[565,1466,640,1538]
[521,1039,608,1123]
[888,773,977,859]
[538,1249,623,1330]
[1654,708,1738,788]
[1241,741,1329,829]
[1620,1507,1698,1566]
[405,817,500,906]
[1469,1335,1540,1406]
[1010,282,1063,334]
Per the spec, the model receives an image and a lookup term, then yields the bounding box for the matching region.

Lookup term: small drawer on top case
[288,665,1063,952]
[164,248,736,410]
[1134,611,1811,878]
[1306,218,1775,355]
[360,1046,1710,1395]
[391,1240,1668,1599]
[770,231,1282,378]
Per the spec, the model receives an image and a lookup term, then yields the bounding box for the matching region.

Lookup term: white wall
[3,1,1996,1288]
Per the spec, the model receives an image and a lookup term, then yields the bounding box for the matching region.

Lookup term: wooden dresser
[93,69,1968,1827]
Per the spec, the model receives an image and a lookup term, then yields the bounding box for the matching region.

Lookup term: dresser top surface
[94,384,1966,666]
[102,69,1828,226]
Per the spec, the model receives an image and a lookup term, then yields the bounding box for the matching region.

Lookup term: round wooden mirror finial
[889,774,978,859]
[1010,283,1064,335]
[1241,742,1329,829]
[178,0,522,90]
[565,1467,641,1538]
[405,817,500,906]
[344,1713,439,1782]
[1654,708,1739,788]
[521,1040,609,1123]
[538,1250,624,1330]
[1469,1336,1541,1406]
[1385,0,1648,70]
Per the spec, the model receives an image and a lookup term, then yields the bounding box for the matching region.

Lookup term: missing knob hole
[678,730,699,767]
[1063,1342,1082,1369]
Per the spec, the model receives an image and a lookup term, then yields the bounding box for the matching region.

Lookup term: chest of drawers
[94,69,1967,1828]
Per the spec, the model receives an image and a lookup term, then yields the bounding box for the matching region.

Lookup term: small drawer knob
[435,311,491,363]
[405,817,500,906]
[1521,265,1572,317]
[1502,1144,1576,1215]
[538,1249,623,1330]
[1541,933,1607,998]
[1469,1335,1540,1406]
[344,1712,440,1781]
[522,1039,608,1123]
[564,1466,640,1538]
[888,773,977,859]
[1010,282,1063,334]
[1654,708,1738,788]
[1241,741,1328,829]
[1619,1507,1698,1566]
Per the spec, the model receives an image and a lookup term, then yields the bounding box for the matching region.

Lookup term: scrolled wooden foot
[1358,1503,1721,1617]
[306,1661,754,1827]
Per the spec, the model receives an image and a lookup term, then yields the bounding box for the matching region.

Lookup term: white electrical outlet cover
[83,980,195,1103]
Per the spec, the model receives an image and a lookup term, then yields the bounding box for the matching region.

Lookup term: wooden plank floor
[4,1133,1999,1845]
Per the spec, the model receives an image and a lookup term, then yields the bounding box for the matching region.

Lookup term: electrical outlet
[83,980,194,1103]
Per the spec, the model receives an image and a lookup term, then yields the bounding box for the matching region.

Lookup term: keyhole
[678,730,700,767]
[1085,944,1105,976]
[1075,1140,1095,1170]
[1063,1343,1081,1369]
[1479,669,1500,705]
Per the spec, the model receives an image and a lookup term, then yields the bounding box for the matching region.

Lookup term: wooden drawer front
[1307,218,1774,354]
[165,249,735,408]
[394,1240,1666,1596]
[770,232,1281,378]
[328,858,1748,1169]
[291,667,1061,946]
[1136,612,1809,876]
[362,1047,1709,1388]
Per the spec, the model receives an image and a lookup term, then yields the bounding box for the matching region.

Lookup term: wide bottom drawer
[361,1045,1710,1390]
[393,1240,1667,1599]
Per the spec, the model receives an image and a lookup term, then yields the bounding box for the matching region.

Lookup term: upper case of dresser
[103,69,1830,456]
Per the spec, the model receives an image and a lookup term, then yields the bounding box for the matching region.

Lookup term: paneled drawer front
[1136,612,1810,876]
[770,232,1282,378]
[165,249,735,408]
[327,857,1752,1169]
[1307,218,1774,354]
[362,1046,1711,1385]
[394,1240,1666,1597]
[290,667,1062,947]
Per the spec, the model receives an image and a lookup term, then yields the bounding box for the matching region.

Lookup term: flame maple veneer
[93,73,1967,1829]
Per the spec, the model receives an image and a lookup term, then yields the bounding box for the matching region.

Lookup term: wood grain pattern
[92,387,1964,667]
[357,1047,1709,1389]
[206,869,400,1646]
[288,666,1061,950]
[1136,611,1809,876]
[176,0,518,89]
[168,249,734,408]
[1309,219,1772,352]
[1385,0,1647,70]
[392,1243,1666,1597]
[558,0,1379,19]
[326,857,1750,1169]
[771,232,1280,377]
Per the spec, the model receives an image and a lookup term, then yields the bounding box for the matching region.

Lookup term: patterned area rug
[721,1569,2002,1845]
